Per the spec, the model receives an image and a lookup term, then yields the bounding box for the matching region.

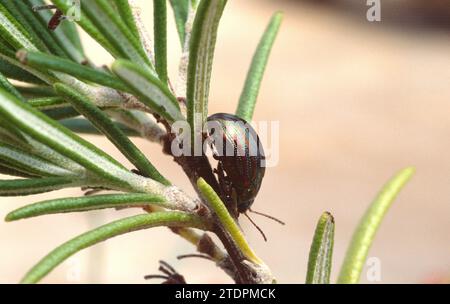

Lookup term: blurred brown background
[1,0,449,283]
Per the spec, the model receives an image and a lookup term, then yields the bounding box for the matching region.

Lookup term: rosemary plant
[0,0,414,284]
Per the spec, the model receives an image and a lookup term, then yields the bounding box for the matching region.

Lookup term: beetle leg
[216,164,231,196]
[214,162,239,217]
[144,261,186,284]
[216,162,230,195]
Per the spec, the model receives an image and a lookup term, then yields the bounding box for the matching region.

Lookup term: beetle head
[237,199,254,214]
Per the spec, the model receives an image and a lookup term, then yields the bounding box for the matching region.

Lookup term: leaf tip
[111,59,127,72]
[273,10,284,20]
[4,213,15,222]
[196,177,206,188]
[394,166,416,186]
[321,211,335,224]
[402,166,416,177]
[4,209,22,222]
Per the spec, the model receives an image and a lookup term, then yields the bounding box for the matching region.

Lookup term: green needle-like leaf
[0,59,45,84]
[18,132,86,175]
[154,0,168,84]
[44,106,80,120]
[0,89,137,188]
[28,96,67,110]
[115,0,140,39]
[13,0,69,58]
[112,59,184,123]
[236,12,283,122]
[337,167,415,284]
[0,164,36,178]
[187,0,227,143]
[82,0,151,68]
[54,83,170,185]
[1,0,49,53]
[18,50,128,91]
[0,71,24,100]
[0,142,75,177]
[0,2,37,51]
[0,47,55,84]
[0,176,83,196]
[51,0,119,58]
[0,119,28,144]
[306,212,335,284]
[24,0,87,64]
[6,193,169,221]
[16,85,55,98]
[169,0,190,45]
[60,118,139,137]
[21,211,207,283]
[59,18,84,55]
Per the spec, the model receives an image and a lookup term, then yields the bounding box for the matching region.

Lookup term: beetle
[207,113,265,217]
[206,113,284,240]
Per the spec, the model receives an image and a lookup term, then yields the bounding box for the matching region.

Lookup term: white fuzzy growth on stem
[126,175,200,213]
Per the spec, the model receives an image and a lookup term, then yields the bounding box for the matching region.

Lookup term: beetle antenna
[144,274,169,280]
[159,260,176,275]
[244,213,267,242]
[177,254,214,261]
[249,208,286,225]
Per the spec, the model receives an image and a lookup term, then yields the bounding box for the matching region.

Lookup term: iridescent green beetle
[207,113,266,217]
[207,113,284,240]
